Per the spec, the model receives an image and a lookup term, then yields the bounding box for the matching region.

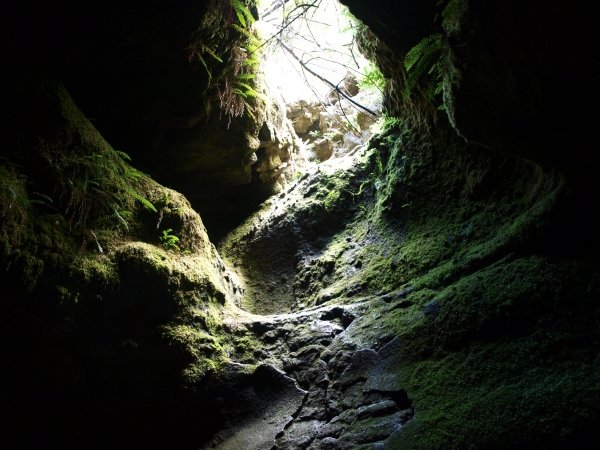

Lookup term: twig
[250,0,321,57]
[261,0,291,19]
[334,83,363,136]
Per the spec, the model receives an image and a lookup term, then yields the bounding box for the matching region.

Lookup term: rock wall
[0,81,245,448]
[342,0,598,172]
[4,0,300,241]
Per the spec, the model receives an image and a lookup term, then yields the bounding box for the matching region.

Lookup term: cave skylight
[256,0,379,104]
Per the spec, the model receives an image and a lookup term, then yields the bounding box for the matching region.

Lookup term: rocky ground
[208,300,415,450]
[203,92,416,449]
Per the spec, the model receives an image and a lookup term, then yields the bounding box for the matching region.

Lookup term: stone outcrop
[254,85,302,190]
[5,0,301,240]
[207,302,415,450]
[286,88,382,163]
[1,81,245,448]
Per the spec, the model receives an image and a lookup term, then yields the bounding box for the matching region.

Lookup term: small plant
[403,33,446,101]
[159,229,181,252]
[53,149,156,232]
[0,165,29,245]
[189,0,263,126]
[359,62,386,92]
[323,189,340,212]
[217,1,264,125]
[187,43,223,84]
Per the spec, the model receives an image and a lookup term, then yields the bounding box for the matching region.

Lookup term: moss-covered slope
[217,110,599,447]
[0,81,249,448]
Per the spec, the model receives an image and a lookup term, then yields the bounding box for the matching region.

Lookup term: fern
[0,166,29,245]
[404,34,442,71]
[403,33,446,100]
[235,73,255,80]
[203,45,224,63]
[130,190,158,213]
[159,228,181,252]
[243,101,256,120]
[231,0,255,27]
[231,23,256,40]
[188,43,224,84]
[222,1,263,123]
[112,208,129,231]
[54,149,156,232]
[186,1,263,124]
[359,62,386,92]
[114,150,132,161]
[235,82,264,100]
[30,192,54,208]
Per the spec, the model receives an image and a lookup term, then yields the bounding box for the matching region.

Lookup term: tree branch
[277,40,378,117]
[251,0,321,56]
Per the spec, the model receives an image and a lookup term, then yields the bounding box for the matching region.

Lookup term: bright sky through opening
[256,0,370,103]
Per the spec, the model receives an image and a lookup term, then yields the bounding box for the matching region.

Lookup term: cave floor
[205,144,414,449]
[209,299,413,450]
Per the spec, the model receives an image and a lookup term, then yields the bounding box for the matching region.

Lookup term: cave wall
[1,2,295,446]
[341,0,599,252]
[1,79,248,448]
[331,0,600,447]
[4,0,295,240]
[342,0,598,169]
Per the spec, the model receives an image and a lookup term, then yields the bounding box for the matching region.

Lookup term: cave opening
[202,0,385,243]
[255,0,384,166]
[257,0,376,102]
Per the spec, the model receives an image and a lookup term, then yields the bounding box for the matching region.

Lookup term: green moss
[72,254,118,288]
[162,323,228,383]
[250,110,599,447]
[189,301,224,333]
[394,256,598,351]
[390,343,599,449]
[229,334,261,363]
[323,189,341,212]
[376,255,600,448]
[344,123,565,296]
[1,163,82,293]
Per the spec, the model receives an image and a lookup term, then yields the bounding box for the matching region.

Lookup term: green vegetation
[0,164,30,248]
[159,228,181,252]
[269,111,598,447]
[162,323,227,383]
[52,149,156,232]
[359,62,386,92]
[187,43,223,84]
[330,113,599,447]
[226,0,263,121]
[399,0,470,111]
[382,257,600,449]
[188,0,263,124]
[322,189,341,212]
[403,33,447,103]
